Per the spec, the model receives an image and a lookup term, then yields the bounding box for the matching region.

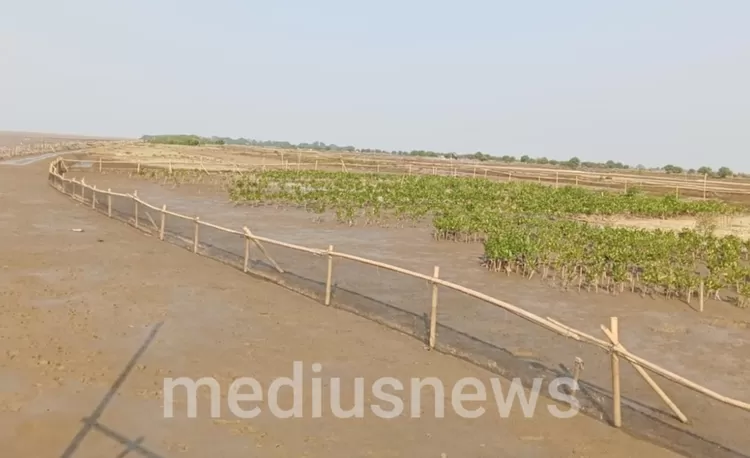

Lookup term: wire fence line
[48,158,750,457]
[62,156,750,202]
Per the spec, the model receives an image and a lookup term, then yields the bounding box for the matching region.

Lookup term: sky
[2,1,749,171]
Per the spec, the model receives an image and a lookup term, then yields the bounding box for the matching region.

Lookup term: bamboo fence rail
[61,157,750,201]
[47,158,750,433]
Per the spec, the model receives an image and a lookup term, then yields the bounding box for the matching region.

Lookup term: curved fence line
[62,157,750,199]
[46,158,750,448]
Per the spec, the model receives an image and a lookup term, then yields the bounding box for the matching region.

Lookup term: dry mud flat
[51,166,750,457]
[0,165,695,457]
[0,131,123,147]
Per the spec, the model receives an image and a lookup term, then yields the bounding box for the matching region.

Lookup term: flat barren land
[1,143,749,457]
[0,131,125,161]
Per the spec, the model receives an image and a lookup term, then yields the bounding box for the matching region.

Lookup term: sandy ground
[0,131,127,146]
[586,214,750,240]
[0,162,699,457]
[0,131,124,161]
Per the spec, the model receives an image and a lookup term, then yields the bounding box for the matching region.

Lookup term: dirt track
[0,164,703,457]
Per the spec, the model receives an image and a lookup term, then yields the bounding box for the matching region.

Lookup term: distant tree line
[140,134,738,178]
[662,164,734,178]
[141,135,226,146]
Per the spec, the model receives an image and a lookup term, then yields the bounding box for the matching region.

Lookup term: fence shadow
[59,322,167,458]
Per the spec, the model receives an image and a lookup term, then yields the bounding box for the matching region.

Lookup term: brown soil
[0,163,701,456]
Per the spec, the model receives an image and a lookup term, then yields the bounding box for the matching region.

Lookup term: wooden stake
[133,191,139,229]
[242,227,284,273]
[107,189,112,217]
[193,217,199,253]
[699,280,705,312]
[243,237,250,272]
[572,357,583,394]
[601,326,688,424]
[99,157,102,172]
[325,245,334,305]
[159,204,166,240]
[137,161,141,174]
[92,186,97,209]
[145,212,159,231]
[429,266,440,349]
[610,317,622,427]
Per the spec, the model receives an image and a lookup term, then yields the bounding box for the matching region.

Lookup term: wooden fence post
[193,217,200,253]
[429,266,440,349]
[242,227,284,273]
[699,280,705,312]
[133,191,139,229]
[325,245,334,305]
[572,357,584,394]
[107,189,112,217]
[601,324,688,424]
[610,317,622,427]
[244,235,251,272]
[159,205,166,240]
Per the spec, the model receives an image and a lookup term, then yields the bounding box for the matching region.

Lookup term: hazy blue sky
[2,1,749,170]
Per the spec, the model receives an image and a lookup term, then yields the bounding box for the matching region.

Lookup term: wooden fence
[62,155,750,202]
[47,158,750,441]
